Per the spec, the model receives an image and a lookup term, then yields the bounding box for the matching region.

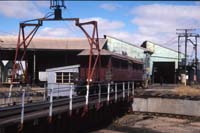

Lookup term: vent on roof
[122,51,127,56]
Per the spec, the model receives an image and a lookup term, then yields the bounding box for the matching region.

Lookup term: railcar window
[101,57,109,67]
[132,63,136,70]
[128,62,132,67]
[132,63,143,70]
[112,58,120,68]
[121,60,128,69]
[136,64,140,70]
[139,64,143,70]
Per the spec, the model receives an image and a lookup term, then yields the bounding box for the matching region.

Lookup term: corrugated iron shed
[0,36,106,50]
[104,35,146,60]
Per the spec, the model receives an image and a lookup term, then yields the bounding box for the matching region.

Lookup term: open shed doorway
[153,62,175,84]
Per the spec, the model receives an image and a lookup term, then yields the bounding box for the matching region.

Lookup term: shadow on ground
[106,125,161,133]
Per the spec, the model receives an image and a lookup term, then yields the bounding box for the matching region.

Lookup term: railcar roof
[78,49,143,64]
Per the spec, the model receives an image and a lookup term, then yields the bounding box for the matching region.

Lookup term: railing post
[81,85,89,117]
[19,87,25,131]
[26,84,31,102]
[8,84,13,98]
[85,85,89,106]
[128,82,130,97]
[8,84,13,105]
[115,83,117,102]
[0,127,4,133]
[107,83,110,103]
[43,83,47,101]
[57,83,60,97]
[123,82,125,99]
[98,84,101,104]
[132,82,135,96]
[49,88,53,123]
[69,84,73,113]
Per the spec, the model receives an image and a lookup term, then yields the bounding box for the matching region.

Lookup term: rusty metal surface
[78,49,143,64]
[0,36,106,50]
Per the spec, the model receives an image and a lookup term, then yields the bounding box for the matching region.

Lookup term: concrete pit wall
[133,98,200,116]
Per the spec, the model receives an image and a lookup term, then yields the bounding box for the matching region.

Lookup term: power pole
[176,29,199,85]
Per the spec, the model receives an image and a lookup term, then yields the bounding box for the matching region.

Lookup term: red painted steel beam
[12,22,41,83]
[76,21,100,85]
[11,17,101,86]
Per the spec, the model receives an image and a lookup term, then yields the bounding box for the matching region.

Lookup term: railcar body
[77,49,144,85]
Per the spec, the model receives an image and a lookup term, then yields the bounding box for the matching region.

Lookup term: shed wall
[47,65,79,97]
[105,36,145,60]
[150,44,185,75]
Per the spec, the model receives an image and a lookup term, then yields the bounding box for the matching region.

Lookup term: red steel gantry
[11,0,101,86]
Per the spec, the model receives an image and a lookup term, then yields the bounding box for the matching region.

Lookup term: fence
[0,82,135,130]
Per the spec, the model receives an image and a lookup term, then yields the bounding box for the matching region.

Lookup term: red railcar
[77,49,144,85]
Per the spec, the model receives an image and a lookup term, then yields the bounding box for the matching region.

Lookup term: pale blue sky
[0,0,199,58]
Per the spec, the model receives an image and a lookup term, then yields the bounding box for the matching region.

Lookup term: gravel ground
[92,114,200,133]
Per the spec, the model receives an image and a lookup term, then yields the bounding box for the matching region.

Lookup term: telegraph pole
[176,29,199,85]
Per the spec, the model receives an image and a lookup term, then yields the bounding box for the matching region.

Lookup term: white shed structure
[46,65,80,97]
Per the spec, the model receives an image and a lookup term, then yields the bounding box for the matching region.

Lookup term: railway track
[0,95,98,119]
[0,91,129,127]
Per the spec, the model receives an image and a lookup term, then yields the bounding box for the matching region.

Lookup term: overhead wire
[162,36,177,45]
[63,3,86,38]
[43,2,80,39]
[63,4,81,38]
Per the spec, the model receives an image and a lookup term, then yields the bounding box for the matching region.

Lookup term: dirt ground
[92,114,200,133]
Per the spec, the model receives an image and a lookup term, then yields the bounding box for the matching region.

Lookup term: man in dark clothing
[160,75,164,86]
